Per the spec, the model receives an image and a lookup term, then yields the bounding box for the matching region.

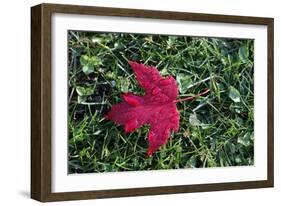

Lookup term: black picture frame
[31,3,274,202]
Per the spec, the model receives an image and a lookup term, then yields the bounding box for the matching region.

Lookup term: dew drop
[170,115,179,123]
[159,78,171,86]
[152,75,158,81]
[152,87,161,95]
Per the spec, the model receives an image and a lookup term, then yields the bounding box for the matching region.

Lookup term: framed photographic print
[31,3,274,202]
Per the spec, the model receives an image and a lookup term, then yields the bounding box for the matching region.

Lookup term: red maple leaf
[106,61,209,156]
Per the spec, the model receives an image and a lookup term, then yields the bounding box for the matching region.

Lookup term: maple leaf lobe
[107,61,179,155]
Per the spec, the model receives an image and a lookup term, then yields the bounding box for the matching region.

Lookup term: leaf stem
[174,89,210,103]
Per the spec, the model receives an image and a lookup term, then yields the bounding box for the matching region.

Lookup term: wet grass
[68,31,254,173]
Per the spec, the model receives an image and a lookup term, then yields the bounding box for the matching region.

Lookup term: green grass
[68,31,254,173]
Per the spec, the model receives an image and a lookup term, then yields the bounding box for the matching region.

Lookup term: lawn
[68,31,254,173]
